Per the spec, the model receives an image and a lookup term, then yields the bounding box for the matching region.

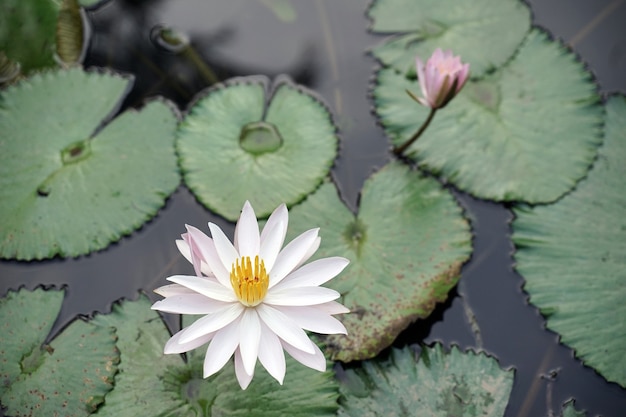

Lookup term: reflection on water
[1,0,625,416]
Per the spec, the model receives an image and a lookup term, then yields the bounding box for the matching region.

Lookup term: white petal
[203,319,241,378]
[315,301,350,315]
[239,308,261,376]
[257,321,286,384]
[281,340,326,372]
[236,201,260,258]
[164,328,214,354]
[269,228,319,288]
[151,294,229,315]
[182,231,203,277]
[273,257,349,290]
[258,220,285,273]
[272,305,347,335]
[264,286,340,306]
[179,303,243,344]
[261,203,288,246]
[256,304,315,354]
[154,283,196,297]
[294,236,320,270]
[209,222,240,273]
[235,348,254,390]
[177,239,214,277]
[167,275,236,303]
[186,225,231,287]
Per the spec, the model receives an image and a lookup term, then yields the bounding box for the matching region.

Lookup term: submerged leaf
[93,296,339,416]
[368,0,530,77]
[178,76,338,221]
[0,68,179,260]
[374,29,603,203]
[0,288,118,416]
[287,161,471,361]
[513,95,626,387]
[338,345,514,417]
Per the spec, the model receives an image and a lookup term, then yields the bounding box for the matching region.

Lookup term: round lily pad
[367,0,531,77]
[0,68,180,260]
[0,288,118,416]
[338,345,514,417]
[177,76,339,221]
[92,295,339,416]
[287,161,472,362]
[374,29,603,204]
[512,95,626,387]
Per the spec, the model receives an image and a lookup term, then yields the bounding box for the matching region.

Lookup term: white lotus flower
[152,201,349,389]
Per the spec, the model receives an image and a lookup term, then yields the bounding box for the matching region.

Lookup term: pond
[1,0,625,416]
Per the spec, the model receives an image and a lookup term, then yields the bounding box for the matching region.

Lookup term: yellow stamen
[230,255,269,306]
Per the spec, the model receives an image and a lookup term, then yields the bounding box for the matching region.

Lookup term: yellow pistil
[230,255,269,307]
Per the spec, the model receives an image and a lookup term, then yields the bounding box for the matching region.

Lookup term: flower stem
[393,107,437,156]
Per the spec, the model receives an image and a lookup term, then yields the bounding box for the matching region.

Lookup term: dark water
[1,0,625,416]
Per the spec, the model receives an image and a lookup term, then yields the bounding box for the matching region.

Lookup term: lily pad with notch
[0,288,118,416]
[0,68,180,260]
[373,29,603,204]
[367,0,531,78]
[512,95,626,387]
[338,345,514,417]
[287,161,472,362]
[177,75,339,221]
[92,295,340,416]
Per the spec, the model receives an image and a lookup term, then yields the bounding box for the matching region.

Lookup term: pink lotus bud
[412,48,470,109]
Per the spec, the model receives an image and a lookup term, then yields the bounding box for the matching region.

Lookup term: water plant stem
[393,107,437,156]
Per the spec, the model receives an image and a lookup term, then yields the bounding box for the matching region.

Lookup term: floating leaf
[56,0,85,65]
[338,345,514,417]
[287,161,471,361]
[0,288,118,416]
[93,296,339,416]
[178,76,338,221]
[374,29,603,203]
[561,400,586,417]
[367,0,530,77]
[0,0,59,74]
[0,68,179,260]
[512,96,626,387]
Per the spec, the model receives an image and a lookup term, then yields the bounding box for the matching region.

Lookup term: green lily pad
[512,96,626,387]
[0,68,179,260]
[0,0,59,75]
[338,345,514,416]
[93,296,339,416]
[367,0,530,77]
[374,29,603,203]
[561,400,586,417]
[287,161,472,362]
[0,288,118,416]
[177,76,338,221]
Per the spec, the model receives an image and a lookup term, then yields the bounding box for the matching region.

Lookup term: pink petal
[272,305,347,335]
[235,348,254,390]
[256,304,315,354]
[179,303,243,344]
[187,225,231,288]
[167,275,236,302]
[164,328,215,354]
[239,308,261,376]
[273,257,349,290]
[268,228,319,288]
[264,286,340,306]
[151,294,229,315]
[281,340,326,372]
[236,201,260,258]
[203,319,241,378]
[257,320,286,384]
